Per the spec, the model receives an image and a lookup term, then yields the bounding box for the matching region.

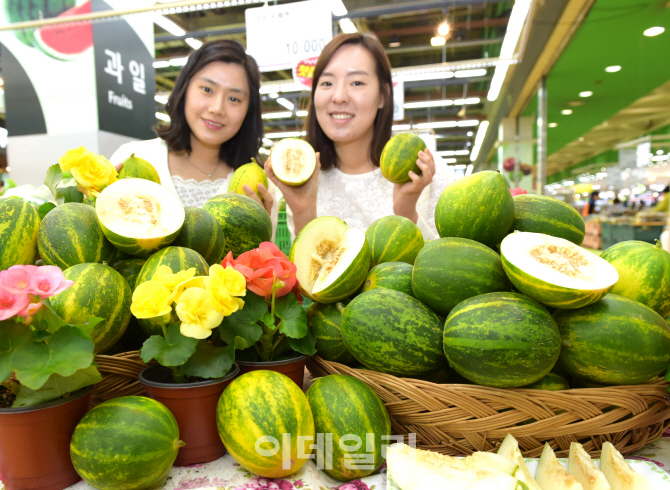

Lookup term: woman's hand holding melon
[393,148,435,224]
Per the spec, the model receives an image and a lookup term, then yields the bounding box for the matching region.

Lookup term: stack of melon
[300,169,670,392]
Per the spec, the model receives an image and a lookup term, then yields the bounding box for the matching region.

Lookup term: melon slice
[568,442,611,490]
[386,443,522,490]
[536,443,584,490]
[498,433,542,490]
[600,441,653,490]
[500,232,619,309]
[289,216,370,303]
[271,138,317,186]
[96,178,185,257]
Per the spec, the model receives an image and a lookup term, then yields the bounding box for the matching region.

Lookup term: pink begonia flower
[510,187,527,196]
[0,265,38,295]
[30,266,74,298]
[17,301,43,318]
[0,283,30,321]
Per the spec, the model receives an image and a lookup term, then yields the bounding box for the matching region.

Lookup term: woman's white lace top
[171,175,230,208]
[287,161,454,240]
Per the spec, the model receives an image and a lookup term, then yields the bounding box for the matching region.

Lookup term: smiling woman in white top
[110,39,275,219]
[264,33,453,240]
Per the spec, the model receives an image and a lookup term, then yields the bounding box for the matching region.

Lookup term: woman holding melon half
[265,33,453,238]
[110,39,276,218]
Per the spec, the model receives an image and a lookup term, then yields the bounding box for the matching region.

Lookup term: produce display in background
[380,132,426,184]
[228,158,268,200]
[270,138,317,186]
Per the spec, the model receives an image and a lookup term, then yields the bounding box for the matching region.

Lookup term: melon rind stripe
[512,194,585,245]
[0,198,40,270]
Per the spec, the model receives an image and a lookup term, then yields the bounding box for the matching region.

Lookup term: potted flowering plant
[0,264,103,490]
[219,242,317,385]
[133,262,248,466]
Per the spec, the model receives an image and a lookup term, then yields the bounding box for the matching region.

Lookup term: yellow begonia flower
[130,281,172,319]
[71,153,118,191]
[207,265,246,315]
[176,287,224,339]
[168,276,208,304]
[58,146,92,172]
[156,265,196,291]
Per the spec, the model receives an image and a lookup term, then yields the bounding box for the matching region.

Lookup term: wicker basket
[90,351,149,407]
[307,356,670,458]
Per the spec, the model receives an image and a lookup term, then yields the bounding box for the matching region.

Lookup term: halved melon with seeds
[271,138,317,186]
[96,179,184,257]
[289,216,371,303]
[500,232,618,309]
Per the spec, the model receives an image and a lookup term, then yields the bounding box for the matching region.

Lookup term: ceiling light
[392,124,411,131]
[262,138,273,146]
[389,35,401,48]
[578,137,585,142]
[185,37,203,50]
[455,150,470,155]
[296,110,308,117]
[644,26,665,37]
[470,120,489,161]
[268,93,279,99]
[262,111,293,120]
[399,71,455,82]
[465,164,474,176]
[444,158,458,164]
[153,14,186,37]
[499,0,532,59]
[456,120,480,127]
[154,94,169,104]
[265,131,306,139]
[169,57,188,66]
[579,91,593,97]
[431,36,446,47]
[487,62,510,101]
[276,98,294,111]
[339,18,357,34]
[153,60,170,69]
[455,69,487,78]
[605,65,621,73]
[467,131,474,136]
[437,22,450,37]
[403,98,480,109]
[413,119,479,130]
[548,122,558,128]
[155,112,170,122]
[561,109,573,115]
[0,78,4,86]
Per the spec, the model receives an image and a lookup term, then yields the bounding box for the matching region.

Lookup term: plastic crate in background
[275,210,292,257]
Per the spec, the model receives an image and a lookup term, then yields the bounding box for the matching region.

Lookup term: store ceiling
[152,0,512,158]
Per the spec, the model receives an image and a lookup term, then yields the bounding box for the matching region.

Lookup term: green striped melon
[135,246,209,288]
[380,133,425,184]
[70,396,182,490]
[434,170,514,248]
[365,215,423,266]
[362,262,415,298]
[216,370,314,478]
[512,194,585,245]
[553,294,670,385]
[38,203,114,270]
[600,240,670,317]
[113,259,146,292]
[306,374,391,481]
[228,159,268,200]
[117,154,161,184]
[290,216,371,303]
[51,263,131,353]
[169,207,225,265]
[109,257,149,353]
[96,178,184,257]
[520,372,570,390]
[203,193,272,257]
[306,301,355,364]
[0,197,40,271]
[341,288,445,376]
[500,232,619,309]
[443,292,561,388]
[411,237,511,317]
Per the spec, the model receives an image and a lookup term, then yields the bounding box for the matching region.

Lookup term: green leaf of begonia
[11,365,102,408]
[276,294,308,339]
[182,341,235,379]
[219,292,267,347]
[44,164,63,200]
[59,186,84,204]
[0,320,32,383]
[139,323,198,366]
[38,202,56,220]
[288,329,317,356]
[12,326,95,391]
[35,299,102,337]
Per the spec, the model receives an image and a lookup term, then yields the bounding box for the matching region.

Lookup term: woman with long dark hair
[110,39,273,214]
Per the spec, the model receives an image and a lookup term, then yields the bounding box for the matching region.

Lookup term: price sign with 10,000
[286,38,327,58]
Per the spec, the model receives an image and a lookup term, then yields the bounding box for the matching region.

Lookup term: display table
[52,430,670,490]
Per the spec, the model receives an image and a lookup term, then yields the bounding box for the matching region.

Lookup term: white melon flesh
[498,433,542,490]
[568,442,611,490]
[96,178,184,240]
[600,442,653,490]
[312,228,366,294]
[271,138,316,186]
[536,443,584,490]
[501,232,618,291]
[386,444,520,490]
